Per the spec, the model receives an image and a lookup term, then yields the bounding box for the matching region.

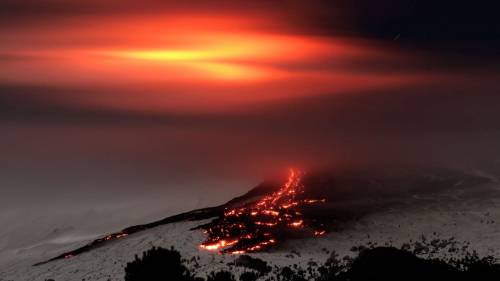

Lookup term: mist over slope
[3,166,500,280]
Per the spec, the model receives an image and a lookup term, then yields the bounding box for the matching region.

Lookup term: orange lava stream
[200,169,326,254]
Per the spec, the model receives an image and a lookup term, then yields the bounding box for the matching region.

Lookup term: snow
[3,176,500,280]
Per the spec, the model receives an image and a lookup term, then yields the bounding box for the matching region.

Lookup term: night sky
[1,0,500,243]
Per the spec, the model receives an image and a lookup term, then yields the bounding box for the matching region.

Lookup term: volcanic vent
[199,169,326,254]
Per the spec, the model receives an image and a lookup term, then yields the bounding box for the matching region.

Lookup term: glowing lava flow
[200,169,326,254]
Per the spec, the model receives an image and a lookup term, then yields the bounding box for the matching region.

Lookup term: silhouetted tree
[206,270,235,281]
[239,271,259,281]
[277,266,307,281]
[232,255,271,275]
[123,245,500,281]
[124,246,197,281]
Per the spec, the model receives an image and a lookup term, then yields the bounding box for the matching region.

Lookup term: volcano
[32,167,490,267]
[6,167,500,281]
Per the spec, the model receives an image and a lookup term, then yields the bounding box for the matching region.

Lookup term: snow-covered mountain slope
[3,168,500,281]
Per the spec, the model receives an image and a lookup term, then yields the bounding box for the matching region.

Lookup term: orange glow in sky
[102,31,332,81]
[0,14,426,113]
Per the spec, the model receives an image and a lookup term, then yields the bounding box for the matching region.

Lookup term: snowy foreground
[3,171,500,280]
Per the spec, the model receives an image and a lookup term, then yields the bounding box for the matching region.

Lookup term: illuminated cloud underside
[0,14,425,113]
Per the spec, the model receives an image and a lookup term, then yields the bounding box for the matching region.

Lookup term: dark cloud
[2,0,500,41]
[0,53,40,62]
[0,0,275,22]
[232,85,500,134]
[2,0,499,41]
[287,1,500,40]
[0,84,176,124]
[3,74,499,169]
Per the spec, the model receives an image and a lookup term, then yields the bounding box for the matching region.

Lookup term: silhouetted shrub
[124,246,198,281]
[231,255,271,275]
[343,247,456,281]
[124,245,500,281]
[206,270,235,281]
[277,266,307,281]
[316,251,349,281]
[465,259,500,280]
[276,247,500,281]
[326,247,500,281]
[239,271,259,281]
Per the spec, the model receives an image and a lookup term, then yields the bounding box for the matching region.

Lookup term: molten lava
[200,169,326,254]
